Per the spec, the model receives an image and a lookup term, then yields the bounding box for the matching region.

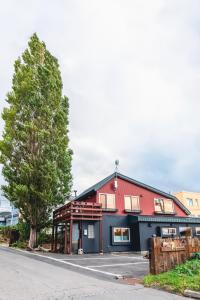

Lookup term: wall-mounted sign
[84,229,88,236]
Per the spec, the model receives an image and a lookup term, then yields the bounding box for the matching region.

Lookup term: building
[52,172,200,254]
[174,191,200,217]
[0,197,19,226]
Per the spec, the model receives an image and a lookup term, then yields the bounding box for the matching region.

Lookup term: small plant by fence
[150,237,200,275]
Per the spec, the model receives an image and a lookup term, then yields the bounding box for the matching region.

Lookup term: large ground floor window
[113,227,130,243]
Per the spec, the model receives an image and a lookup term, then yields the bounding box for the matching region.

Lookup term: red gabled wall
[94,177,187,217]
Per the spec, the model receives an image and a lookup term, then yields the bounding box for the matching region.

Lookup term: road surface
[0,246,189,300]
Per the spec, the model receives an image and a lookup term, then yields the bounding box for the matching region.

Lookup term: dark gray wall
[102,215,140,252]
[139,222,200,251]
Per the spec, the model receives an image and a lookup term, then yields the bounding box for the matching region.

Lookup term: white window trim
[113,227,130,243]
[99,193,116,209]
[161,227,177,236]
[124,195,140,211]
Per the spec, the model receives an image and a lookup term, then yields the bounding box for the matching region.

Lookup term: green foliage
[144,259,200,293]
[11,240,27,249]
[37,230,52,245]
[16,220,30,241]
[0,225,15,238]
[190,252,200,260]
[0,33,72,245]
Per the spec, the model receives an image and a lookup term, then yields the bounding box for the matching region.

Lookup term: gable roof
[76,172,191,215]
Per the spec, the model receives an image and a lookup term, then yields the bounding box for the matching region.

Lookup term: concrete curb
[184,289,200,299]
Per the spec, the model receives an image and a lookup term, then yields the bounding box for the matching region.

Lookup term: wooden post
[64,223,68,254]
[69,219,73,254]
[51,225,55,252]
[99,220,103,254]
[55,225,58,253]
[79,221,83,249]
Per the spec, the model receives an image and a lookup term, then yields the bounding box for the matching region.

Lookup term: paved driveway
[35,251,149,279]
[0,246,188,300]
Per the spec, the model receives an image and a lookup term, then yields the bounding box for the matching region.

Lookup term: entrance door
[72,222,79,253]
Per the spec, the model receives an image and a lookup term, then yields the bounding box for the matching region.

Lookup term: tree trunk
[28,226,37,249]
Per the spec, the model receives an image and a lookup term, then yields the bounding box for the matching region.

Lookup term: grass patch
[144,259,200,294]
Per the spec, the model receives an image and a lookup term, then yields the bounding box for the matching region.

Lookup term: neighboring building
[174,191,200,217]
[0,197,19,226]
[52,172,200,254]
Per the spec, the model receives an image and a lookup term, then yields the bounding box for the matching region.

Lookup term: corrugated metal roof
[129,215,200,224]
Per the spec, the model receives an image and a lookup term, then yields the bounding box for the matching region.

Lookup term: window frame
[124,195,140,212]
[161,227,177,237]
[112,227,131,245]
[154,198,175,214]
[179,226,193,237]
[195,227,200,236]
[187,198,193,207]
[88,224,95,239]
[99,193,117,211]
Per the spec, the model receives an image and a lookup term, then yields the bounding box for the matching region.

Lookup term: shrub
[11,240,27,249]
[37,230,52,245]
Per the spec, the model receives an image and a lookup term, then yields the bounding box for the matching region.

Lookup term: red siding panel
[95,177,187,217]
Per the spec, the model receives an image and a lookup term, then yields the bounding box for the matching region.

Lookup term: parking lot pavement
[0,246,186,300]
[14,249,149,280]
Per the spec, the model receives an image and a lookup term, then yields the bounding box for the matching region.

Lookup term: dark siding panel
[102,215,140,252]
[139,222,200,251]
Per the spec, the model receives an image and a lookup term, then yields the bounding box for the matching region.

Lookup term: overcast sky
[1,0,200,195]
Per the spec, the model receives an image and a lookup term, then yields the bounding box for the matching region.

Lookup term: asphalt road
[0,246,189,300]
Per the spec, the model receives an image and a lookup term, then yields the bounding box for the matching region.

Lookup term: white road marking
[111,254,145,260]
[61,256,145,261]
[87,262,149,268]
[8,248,122,278]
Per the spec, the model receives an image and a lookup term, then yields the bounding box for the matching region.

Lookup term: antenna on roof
[115,159,119,172]
[114,160,119,190]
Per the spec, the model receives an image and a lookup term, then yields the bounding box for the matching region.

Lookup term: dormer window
[124,196,140,212]
[154,198,175,214]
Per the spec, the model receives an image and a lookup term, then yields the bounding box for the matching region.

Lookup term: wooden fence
[150,237,200,275]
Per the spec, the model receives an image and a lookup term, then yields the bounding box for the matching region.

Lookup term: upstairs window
[124,196,140,211]
[99,193,116,210]
[154,198,174,214]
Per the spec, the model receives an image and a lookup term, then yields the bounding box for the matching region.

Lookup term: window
[161,227,177,237]
[124,196,140,211]
[179,227,192,237]
[196,227,200,236]
[88,224,94,239]
[187,198,193,207]
[154,198,174,214]
[99,193,116,209]
[113,227,130,243]
[195,199,199,207]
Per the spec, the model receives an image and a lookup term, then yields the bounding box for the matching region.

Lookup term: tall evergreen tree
[0,34,72,248]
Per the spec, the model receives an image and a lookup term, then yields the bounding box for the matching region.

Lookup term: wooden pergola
[52,201,103,254]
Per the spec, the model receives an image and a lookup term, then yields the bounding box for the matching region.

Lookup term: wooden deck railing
[53,201,102,223]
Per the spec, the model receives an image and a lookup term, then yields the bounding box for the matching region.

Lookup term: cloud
[0,0,200,195]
